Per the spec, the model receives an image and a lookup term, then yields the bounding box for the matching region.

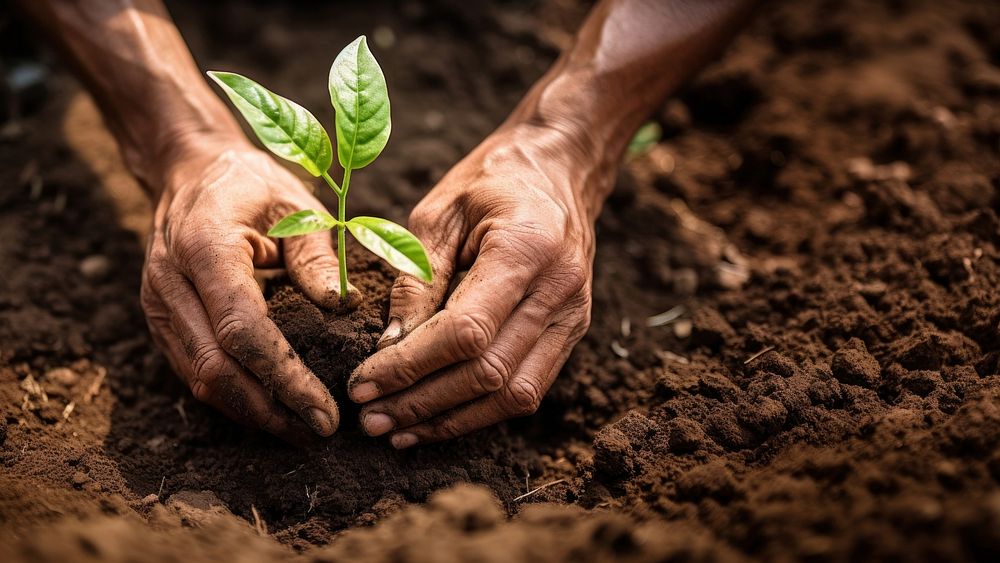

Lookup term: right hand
[140,136,352,444]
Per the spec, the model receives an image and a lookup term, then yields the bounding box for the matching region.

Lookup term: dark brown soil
[2,0,1000,562]
[266,246,394,410]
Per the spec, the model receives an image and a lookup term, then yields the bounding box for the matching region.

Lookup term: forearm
[14,0,243,197]
[507,0,758,218]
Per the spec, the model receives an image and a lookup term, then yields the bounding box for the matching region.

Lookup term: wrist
[503,67,621,222]
[112,80,247,201]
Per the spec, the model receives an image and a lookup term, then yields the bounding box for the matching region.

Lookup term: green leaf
[329,36,391,170]
[346,216,432,282]
[268,210,337,238]
[208,71,333,177]
[626,121,662,158]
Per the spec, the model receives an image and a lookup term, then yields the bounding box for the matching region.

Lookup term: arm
[16,0,349,443]
[350,0,757,447]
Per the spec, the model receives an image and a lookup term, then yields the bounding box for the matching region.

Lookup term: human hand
[348,124,600,448]
[141,137,356,444]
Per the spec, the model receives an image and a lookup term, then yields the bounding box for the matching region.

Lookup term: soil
[2,0,999,562]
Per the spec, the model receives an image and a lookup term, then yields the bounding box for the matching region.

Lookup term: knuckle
[562,262,590,294]
[472,352,509,393]
[215,314,251,354]
[139,283,159,314]
[537,263,590,306]
[506,378,542,416]
[144,262,175,296]
[450,310,493,359]
[189,378,214,404]
[290,244,335,271]
[575,309,592,341]
[531,230,564,259]
[432,416,466,440]
[173,228,239,270]
[390,276,427,303]
[191,344,226,384]
[483,227,559,269]
[402,399,436,423]
[391,347,425,387]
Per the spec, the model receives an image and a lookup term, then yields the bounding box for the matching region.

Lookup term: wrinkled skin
[141,140,353,444]
[21,0,756,444]
[349,124,596,448]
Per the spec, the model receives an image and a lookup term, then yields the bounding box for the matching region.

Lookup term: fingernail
[391,432,418,449]
[306,407,336,437]
[363,412,395,436]
[377,318,403,349]
[351,381,380,403]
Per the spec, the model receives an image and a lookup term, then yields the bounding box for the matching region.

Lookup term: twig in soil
[744,346,776,365]
[283,464,306,477]
[20,374,48,404]
[174,398,188,427]
[305,485,319,513]
[610,340,630,359]
[962,248,982,280]
[251,505,268,536]
[646,305,687,327]
[157,476,165,498]
[655,350,690,365]
[84,367,106,404]
[513,479,566,502]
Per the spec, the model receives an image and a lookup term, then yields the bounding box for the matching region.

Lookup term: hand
[141,137,355,444]
[348,124,598,448]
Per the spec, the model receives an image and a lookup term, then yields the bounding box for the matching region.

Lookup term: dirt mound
[1,0,999,561]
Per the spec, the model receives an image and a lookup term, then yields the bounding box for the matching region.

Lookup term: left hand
[346,123,600,448]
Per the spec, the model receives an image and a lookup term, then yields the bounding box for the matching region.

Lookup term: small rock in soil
[831,338,881,388]
[675,460,739,501]
[666,417,708,454]
[593,427,637,480]
[690,308,736,350]
[737,396,789,435]
[166,490,232,525]
[44,367,80,387]
[78,254,111,282]
[70,471,91,489]
[428,484,502,531]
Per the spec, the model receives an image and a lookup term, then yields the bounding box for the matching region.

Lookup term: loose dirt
[2,0,998,561]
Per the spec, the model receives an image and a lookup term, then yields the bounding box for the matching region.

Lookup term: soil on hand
[2,0,999,562]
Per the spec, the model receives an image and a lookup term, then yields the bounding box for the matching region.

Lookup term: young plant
[207,36,432,304]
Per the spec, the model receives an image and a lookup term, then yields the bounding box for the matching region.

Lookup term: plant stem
[337,168,352,301]
[321,172,342,195]
[322,171,349,301]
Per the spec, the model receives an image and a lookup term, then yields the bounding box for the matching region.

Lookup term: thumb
[284,231,362,309]
[379,245,454,349]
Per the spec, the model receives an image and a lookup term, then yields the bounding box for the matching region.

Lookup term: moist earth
[2,0,999,562]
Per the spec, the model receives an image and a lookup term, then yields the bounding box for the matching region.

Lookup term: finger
[387,323,574,448]
[349,228,554,403]
[284,230,361,309]
[359,295,550,436]
[378,216,460,349]
[165,243,339,436]
[144,281,312,444]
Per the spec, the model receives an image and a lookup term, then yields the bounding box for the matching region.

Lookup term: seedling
[208,36,432,303]
[626,121,662,159]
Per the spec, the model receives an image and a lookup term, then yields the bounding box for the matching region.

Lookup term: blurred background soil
[1,0,998,561]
